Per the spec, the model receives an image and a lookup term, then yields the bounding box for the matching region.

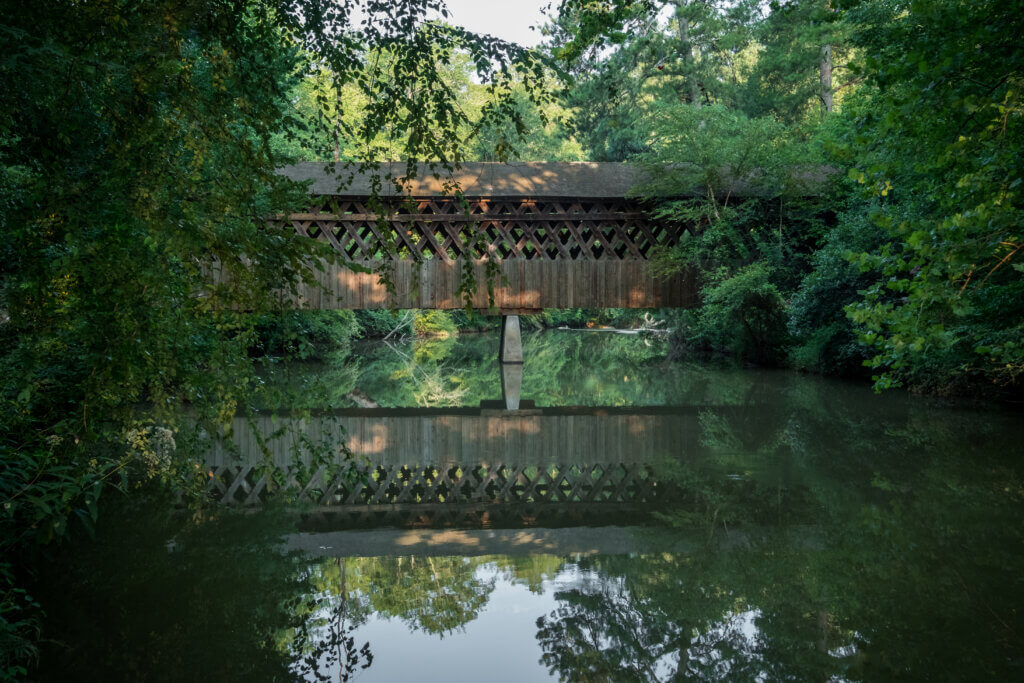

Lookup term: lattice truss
[207,462,661,507]
[278,197,684,261]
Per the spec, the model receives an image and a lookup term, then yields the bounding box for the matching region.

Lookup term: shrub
[353,310,412,338]
[412,310,458,338]
[788,211,884,376]
[690,262,790,365]
[448,309,499,332]
[251,310,360,360]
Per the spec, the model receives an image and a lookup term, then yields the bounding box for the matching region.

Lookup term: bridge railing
[277,196,683,262]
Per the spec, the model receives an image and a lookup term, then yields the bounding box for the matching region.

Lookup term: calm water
[31,331,1024,681]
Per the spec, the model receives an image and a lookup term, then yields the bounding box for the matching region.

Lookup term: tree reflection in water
[302,556,495,638]
[293,558,373,681]
[528,390,1024,681]
[27,332,1024,681]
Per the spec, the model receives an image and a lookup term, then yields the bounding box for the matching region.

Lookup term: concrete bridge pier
[500,361,523,411]
[498,315,523,411]
[498,315,523,363]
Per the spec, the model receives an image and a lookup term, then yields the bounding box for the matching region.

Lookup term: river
[29,330,1024,680]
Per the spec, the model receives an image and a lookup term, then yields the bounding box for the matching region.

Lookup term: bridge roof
[281,161,649,198]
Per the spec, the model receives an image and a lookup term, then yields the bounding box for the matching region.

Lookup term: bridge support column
[500,362,522,411]
[498,315,523,364]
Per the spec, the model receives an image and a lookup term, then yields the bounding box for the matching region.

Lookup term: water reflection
[263,331,701,409]
[205,405,694,525]
[29,332,1024,681]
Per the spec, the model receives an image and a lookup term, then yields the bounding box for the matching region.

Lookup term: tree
[839,0,1024,391]
[742,0,850,122]
[543,0,760,160]
[0,0,548,667]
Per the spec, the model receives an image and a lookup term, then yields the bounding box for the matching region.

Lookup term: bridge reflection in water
[204,391,698,529]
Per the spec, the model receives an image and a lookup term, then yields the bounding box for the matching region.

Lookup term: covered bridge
[276,161,698,313]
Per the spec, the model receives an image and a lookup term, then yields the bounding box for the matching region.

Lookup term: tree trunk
[675,3,701,108]
[819,43,833,115]
[333,73,343,162]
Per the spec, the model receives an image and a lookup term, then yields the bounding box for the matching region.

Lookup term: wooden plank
[565,252,573,309]
[603,261,617,308]
[530,260,544,308]
[415,261,429,309]
[626,262,643,307]
[285,259,697,310]
[543,260,556,309]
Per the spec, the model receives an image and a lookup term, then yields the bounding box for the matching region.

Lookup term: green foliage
[412,310,458,337]
[252,310,360,360]
[638,103,803,199]
[546,0,764,159]
[685,262,790,364]
[353,309,410,338]
[837,0,1024,393]
[447,309,499,332]
[275,46,583,164]
[550,0,1022,395]
[636,104,826,365]
[0,1,290,557]
[0,563,38,680]
[465,82,586,162]
[531,308,665,329]
[788,209,885,375]
[742,0,850,123]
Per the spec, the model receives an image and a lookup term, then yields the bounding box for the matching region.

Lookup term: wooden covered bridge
[277,161,697,313]
[275,161,698,362]
[206,405,700,528]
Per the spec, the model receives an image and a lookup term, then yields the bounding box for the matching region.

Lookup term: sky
[440,0,553,47]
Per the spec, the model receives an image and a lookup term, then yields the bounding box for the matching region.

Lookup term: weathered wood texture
[280,258,695,310]
[280,197,681,261]
[204,409,698,507]
[265,195,696,310]
[280,161,653,198]
[296,502,651,529]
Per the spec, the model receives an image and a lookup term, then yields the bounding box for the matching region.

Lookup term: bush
[412,310,457,338]
[0,562,39,681]
[353,310,411,338]
[788,212,884,376]
[251,310,360,360]
[688,262,790,365]
[448,309,499,332]
[530,309,665,329]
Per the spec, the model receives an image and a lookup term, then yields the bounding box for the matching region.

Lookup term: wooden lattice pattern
[206,462,661,507]
[278,197,683,261]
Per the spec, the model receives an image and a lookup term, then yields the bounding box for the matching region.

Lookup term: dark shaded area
[27,336,1024,680]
